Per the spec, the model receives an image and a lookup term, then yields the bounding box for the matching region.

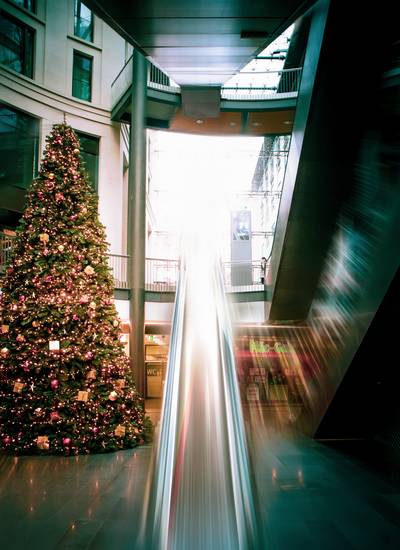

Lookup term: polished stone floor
[0,406,399,549]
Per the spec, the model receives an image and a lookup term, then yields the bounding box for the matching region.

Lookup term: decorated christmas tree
[0,123,150,455]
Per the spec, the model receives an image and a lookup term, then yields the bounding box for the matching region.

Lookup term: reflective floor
[0,406,399,549]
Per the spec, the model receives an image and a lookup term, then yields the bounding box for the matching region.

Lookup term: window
[75,131,99,191]
[74,0,93,42]
[0,11,34,78]
[72,51,92,101]
[10,0,36,13]
[0,103,39,228]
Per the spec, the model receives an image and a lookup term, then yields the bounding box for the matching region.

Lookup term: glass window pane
[0,12,34,78]
[74,1,93,42]
[72,51,92,101]
[75,131,99,191]
[10,1,36,13]
[0,103,39,228]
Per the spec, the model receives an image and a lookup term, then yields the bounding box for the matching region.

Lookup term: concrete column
[128,50,147,397]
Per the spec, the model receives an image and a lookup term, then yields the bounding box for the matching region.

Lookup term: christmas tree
[0,123,150,455]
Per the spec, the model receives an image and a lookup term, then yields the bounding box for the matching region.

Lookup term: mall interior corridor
[0,409,399,549]
[0,0,399,548]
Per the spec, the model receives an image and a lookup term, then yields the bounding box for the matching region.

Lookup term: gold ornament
[16,334,25,342]
[89,301,96,309]
[13,382,25,393]
[84,265,95,276]
[108,391,118,401]
[36,436,49,450]
[1,325,9,333]
[48,173,55,179]
[58,244,65,252]
[39,233,49,243]
[32,321,39,327]
[87,369,97,380]
[77,390,89,402]
[114,379,126,389]
[114,425,126,437]
[73,148,80,154]
[1,347,9,357]
[113,320,119,327]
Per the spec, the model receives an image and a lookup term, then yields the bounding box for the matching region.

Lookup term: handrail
[1,234,269,293]
[221,67,302,101]
[111,60,301,109]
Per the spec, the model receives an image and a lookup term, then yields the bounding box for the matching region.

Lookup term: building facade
[0,0,130,256]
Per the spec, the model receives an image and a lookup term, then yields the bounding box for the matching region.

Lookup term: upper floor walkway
[111,58,301,135]
[1,233,268,302]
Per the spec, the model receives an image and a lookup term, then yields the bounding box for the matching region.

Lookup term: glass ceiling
[222,25,294,91]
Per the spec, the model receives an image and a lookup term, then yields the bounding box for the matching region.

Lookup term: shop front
[235,332,308,406]
[144,323,171,402]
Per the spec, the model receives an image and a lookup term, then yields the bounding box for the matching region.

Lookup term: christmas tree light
[0,123,151,455]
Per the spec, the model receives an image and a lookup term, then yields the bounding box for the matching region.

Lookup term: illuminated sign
[249,340,289,354]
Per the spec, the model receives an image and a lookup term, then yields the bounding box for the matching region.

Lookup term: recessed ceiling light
[195,119,204,124]
[252,122,261,127]
[283,120,292,125]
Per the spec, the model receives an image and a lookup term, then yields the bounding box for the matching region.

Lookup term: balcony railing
[145,257,180,292]
[221,67,302,101]
[222,260,269,293]
[1,235,268,293]
[107,253,129,289]
[111,56,180,107]
[111,55,301,109]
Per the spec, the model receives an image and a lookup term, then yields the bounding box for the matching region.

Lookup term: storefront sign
[249,340,289,354]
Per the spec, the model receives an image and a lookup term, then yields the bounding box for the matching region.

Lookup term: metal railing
[221,67,302,101]
[0,233,15,274]
[145,257,180,292]
[1,235,268,293]
[111,55,301,108]
[222,260,269,293]
[111,55,180,107]
[107,253,129,289]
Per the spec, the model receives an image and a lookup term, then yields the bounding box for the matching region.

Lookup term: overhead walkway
[111,58,300,135]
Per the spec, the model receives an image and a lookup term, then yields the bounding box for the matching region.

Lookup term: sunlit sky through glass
[148,132,264,261]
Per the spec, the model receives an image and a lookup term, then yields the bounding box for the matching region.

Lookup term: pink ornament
[19,295,26,303]
[72,314,79,321]
[92,427,99,434]
[85,351,94,361]
[3,436,11,446]
[50,379,59,390]
[21,361,30,372]
[55,193,65,202]
[80,295,89,304]
[62,437,71,446]
[50,411,60,421]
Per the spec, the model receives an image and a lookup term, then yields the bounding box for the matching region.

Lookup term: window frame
[0,10,35,78]
[72,49,93,102]
[73,0,93,43]
[75,130,99,192]
[9,0,36,14]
